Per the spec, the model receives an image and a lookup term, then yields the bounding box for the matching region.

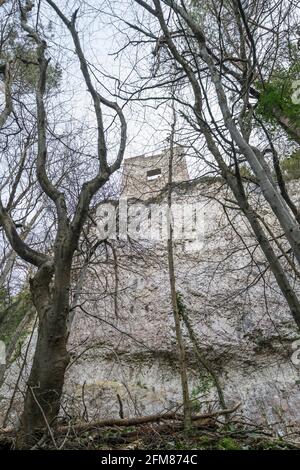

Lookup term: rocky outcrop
[1,180,300,435]
[66,180,300,434]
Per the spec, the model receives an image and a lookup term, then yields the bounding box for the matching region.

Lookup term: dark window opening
[147,168,162,181]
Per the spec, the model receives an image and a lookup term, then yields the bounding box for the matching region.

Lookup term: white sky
[38,0,175,161]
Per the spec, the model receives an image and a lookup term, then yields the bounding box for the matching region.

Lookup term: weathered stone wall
[65,180,300,434]
[1,177,300,436]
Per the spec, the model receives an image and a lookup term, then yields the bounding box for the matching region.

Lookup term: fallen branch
[0,402,241,439]
[56,402,241,434]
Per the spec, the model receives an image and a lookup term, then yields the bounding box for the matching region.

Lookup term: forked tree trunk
[0,0,127,450]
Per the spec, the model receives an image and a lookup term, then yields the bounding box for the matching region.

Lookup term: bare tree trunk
[180,308,227,411]
[167,105,191,429]
[0,251,16,289]
[16,259,71,448]
[202,125,300,329]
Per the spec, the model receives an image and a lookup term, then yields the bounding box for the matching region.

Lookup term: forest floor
[52,422,300,450]
[1,418,300,450]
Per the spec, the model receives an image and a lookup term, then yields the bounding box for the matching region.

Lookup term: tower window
[147,168,162,181]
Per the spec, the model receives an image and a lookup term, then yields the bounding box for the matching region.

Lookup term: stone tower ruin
[120,147,189,200]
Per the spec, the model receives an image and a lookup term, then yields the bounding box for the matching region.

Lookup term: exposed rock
[1,155,300,437]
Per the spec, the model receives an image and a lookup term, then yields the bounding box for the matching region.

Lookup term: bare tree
[121,0,300,329]
[0,0,126,447]
[167,101,191,428]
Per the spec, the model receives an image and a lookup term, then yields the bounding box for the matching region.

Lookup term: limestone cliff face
[1,179,300,434]
[65,180,300,433]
